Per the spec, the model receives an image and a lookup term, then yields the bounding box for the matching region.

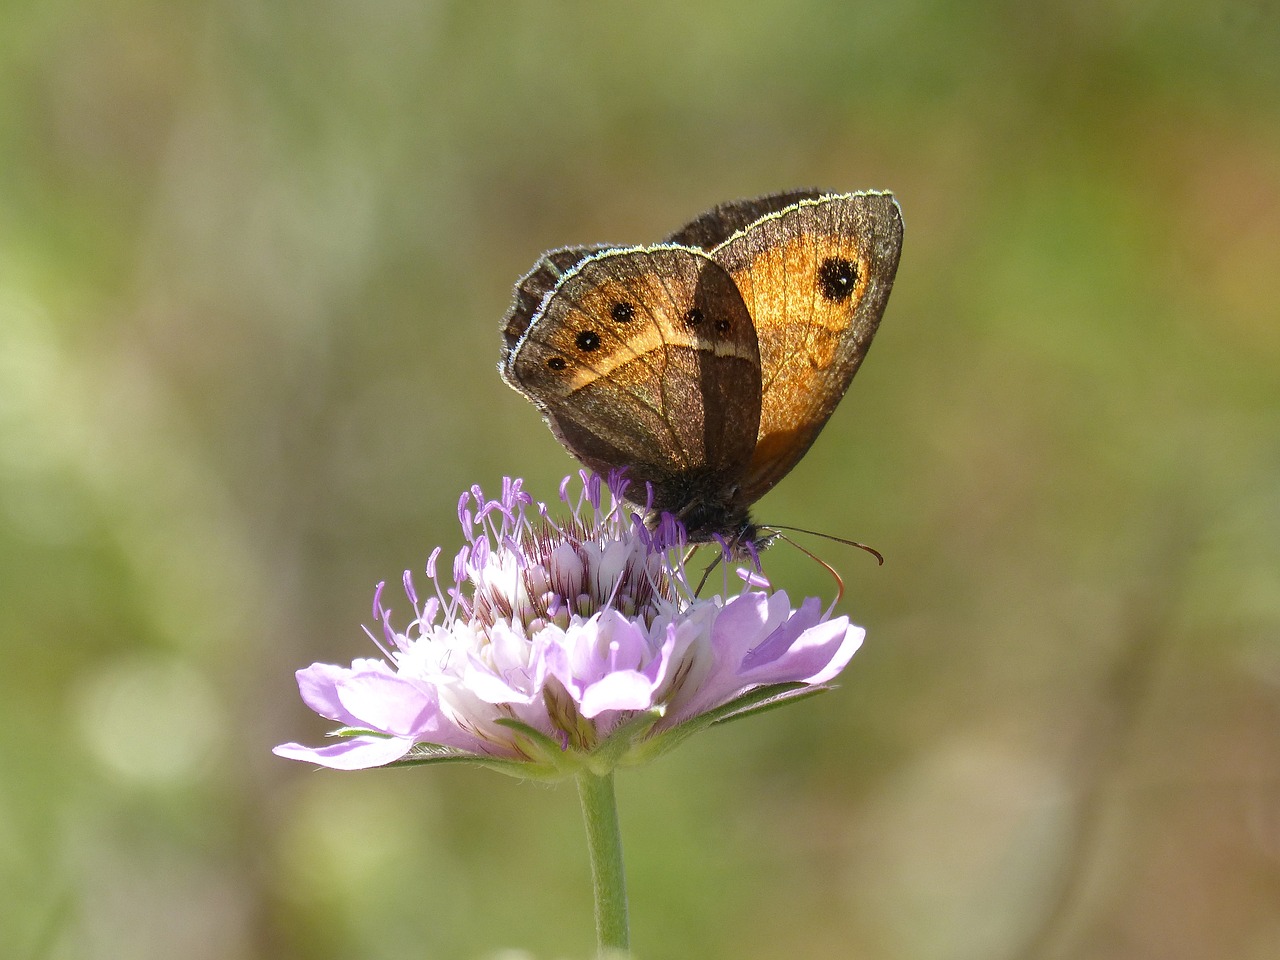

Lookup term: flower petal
[661,593,782,720]
[295,660,390,724]
[740,595,824,670]
[473,618,547,703]
[272,735,414,770]
[334,673,440,737]
[579,670,659,717]
[741,614,864,686]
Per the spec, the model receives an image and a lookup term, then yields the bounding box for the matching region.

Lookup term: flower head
[274,472,864,778]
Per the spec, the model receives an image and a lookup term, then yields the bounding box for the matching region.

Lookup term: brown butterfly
[499,190,903,553]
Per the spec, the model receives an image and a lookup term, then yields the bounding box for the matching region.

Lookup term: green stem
[576,770,630,956]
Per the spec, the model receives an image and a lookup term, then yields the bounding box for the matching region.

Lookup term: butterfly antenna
[765,524,885,566]
[770,531,846,605]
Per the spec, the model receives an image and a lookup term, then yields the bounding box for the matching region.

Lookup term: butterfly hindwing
[710,192,903,502]
[664,189,823,251]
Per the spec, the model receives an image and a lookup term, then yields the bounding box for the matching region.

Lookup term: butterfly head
[646,476,776,561]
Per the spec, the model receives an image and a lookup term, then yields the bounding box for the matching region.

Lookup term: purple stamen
[584,470,602,508]
[502,535,526,569]
[361,622,394,660]
[605,467,631,505]
[630,513,653,550]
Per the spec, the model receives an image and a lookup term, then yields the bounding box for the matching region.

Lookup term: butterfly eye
[547,357,567,371]
[682,307,704,327]
[610,302,635,323]
[575,330,601,351]
[818,257,858,301]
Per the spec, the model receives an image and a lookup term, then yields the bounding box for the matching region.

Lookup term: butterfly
[499,189,903,554]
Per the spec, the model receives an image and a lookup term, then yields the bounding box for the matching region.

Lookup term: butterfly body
[500,190,903,553]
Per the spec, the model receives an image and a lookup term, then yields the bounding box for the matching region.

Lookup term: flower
[273,472,865,778]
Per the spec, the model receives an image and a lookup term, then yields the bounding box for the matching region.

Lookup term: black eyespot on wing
[818,257,858,302]
[576,330,601,351]
[683,307,704,327]
[713,316,731,333]
[547,357,567,371]
[610,302,635,323]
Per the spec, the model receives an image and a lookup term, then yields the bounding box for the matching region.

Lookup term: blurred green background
[3,2,1278,958]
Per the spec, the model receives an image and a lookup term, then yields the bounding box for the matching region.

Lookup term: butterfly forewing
[506,247,762,505]
[500,245,612,365]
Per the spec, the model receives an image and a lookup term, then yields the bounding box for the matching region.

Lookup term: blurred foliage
[2,1,1278,958]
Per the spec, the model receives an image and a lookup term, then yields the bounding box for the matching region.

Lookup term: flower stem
[576,769,630,956]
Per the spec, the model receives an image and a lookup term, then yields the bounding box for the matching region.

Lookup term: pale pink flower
[274,473,864,778]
